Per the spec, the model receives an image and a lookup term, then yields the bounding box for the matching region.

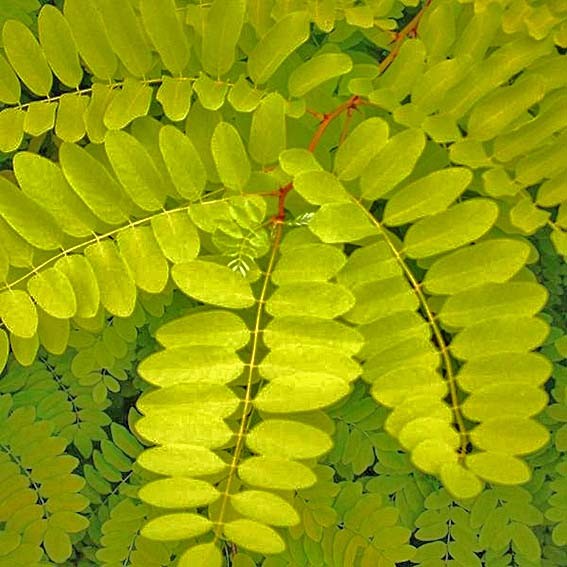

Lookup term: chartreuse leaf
[404,199,499,259]
[11,332,39,365]
[138,444,227,477]
[193,72,229,111]
[293,171,349,205]
[24,101,56,137]
[0,330,8,373]
[383,167,472,227]
[224,519,285,554]
[0,53,20,104]
[156,310,249,349]
[84,240,137,317]
[202,0,245,78]
[151,211,200,264]
[211,122,251,191]
[178,543,222,567]
[104,130,166,211]
[334,118,389,181]
[309,203,376,243]
[247,11,310,85]
[84,84,114,143]
[139,0,190,76]
[139,477,219,509]
[288,53,352,97]
[27,268,77,319]
[423,239,531,295]
[361,129,426,199]
[138,346,243,387]
[440,462,484,500]
[249,93,286,165]
[279,148,322,176]
[228,75,263,112]
[239,456,316,490]
[231,491,299,527]
[104,79,153,131]
[159,125,206,200]
[247,420,332,459]
[117,226,169,294]
[37,308,70,355]
[157,77,193,122]
[457,353,552,392]
[63,0,117,80]
[55,254,100,319]
[440,282,548,327]
[0,176,63,250]
[3,19,52,96]
[38,5,82,88]
[172,260,255,308]
[272,244,346,284]
[142,513,213,541]
[95,0,152,77]
[0,108,24,152]
[0,290,37,338]
[537,170,567,207]
[55,93,88,142]
[451,317,549,360]
[59,142,130,225]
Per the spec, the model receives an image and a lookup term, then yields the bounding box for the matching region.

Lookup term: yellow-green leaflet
[0,53,20,104]
[248,93,286,165]
[0,290,38,338]
[288,53,352,98]
[55,93,88,143]
[211,122,251,191]
[0,108,24,153]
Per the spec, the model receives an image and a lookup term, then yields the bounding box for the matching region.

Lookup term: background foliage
[0,0,566,565]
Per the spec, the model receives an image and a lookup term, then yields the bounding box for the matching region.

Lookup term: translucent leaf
[38,5,82,88]
[84,83,114,144]
[63,0,117,80]
[293,171,349,205]
[272,244,346,284]
[537,170,567,207]
[0,108,24,153]
[288,53,352,98]
[151,211,200,264]
[263,317,362,355]
[238,456,316,490]
[0,53,20,104]
[279,148,322,176]
[310,0,336,32]
[137,444,227,477]
[172,260,255,308]
[249,93,286,165]
[450,317,549,360]
[440,282,548,327]
[156,310,249,349]
[309,202,376,243]
[105,130,166,211]
[193,72,229,111]
[43,526,71,563]
[470,417,549,456]
[142,513,213,541]
[159,125,206,200]
[266,282,354,319]
[140,0,190,75]
[404,199,499,259]
[0,176,63,250]
[84,240,137,317]
[118,226,169,294]
[201,0,245,77]
[228,75,263,112]
[224,519,285,554]
[23,101,57,137]
[467,75,544,141]
[334,118,389,181]
[211,122,251,191]
[10,332,39,366]
[0,290,37,338]
[38,309,69,354]
[411,438,458,475]
[96,0,152,77]
[156,77,192,122]
[231,490,300,526]
[55,255,100,319]
[138,346,244,387]
[254,374,350,412]
[27,268,77,319]
[361,129,426,199]
[0,330,8,373]
[439,462,483,500]
[247,419,332,459]
[423,239,530,295]
[457,353,552,392]
[104,79,153,131]
[247,11,310,85]
[383,167,472,227]
[59,142,129,225]
[466,453,531,485]
[178,543,222,567]
[462,383,548,421]
[55,93,88,142]
[139,478,219,509]
[3,19,52,96]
